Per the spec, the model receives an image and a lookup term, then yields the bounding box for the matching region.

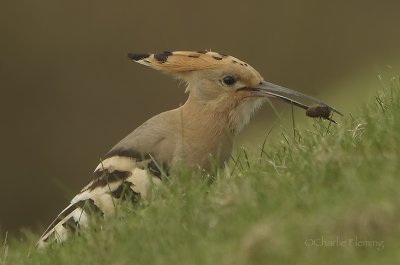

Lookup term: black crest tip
[154,51,173,63]
[128,53,151,61]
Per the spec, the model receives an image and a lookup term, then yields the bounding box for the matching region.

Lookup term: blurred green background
[1,0,400,234]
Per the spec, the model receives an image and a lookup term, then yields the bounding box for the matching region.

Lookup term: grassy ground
[2,77,400,265]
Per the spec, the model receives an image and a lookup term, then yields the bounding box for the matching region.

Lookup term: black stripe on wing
[62,217,79,233]
[104,148,151,160]
[110,181,141,204]
[102,148,168,181]
[75,198,104,216]
[103,148,169,179]
[89,170,132,190]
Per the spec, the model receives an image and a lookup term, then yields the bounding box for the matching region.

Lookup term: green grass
[2,77,400,265]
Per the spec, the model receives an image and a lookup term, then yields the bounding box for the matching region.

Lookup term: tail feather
[37,203,89,248]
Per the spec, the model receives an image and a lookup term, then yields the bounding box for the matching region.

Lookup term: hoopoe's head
[129,51,341,133]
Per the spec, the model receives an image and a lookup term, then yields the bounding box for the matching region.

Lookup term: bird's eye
[222,76,236,86]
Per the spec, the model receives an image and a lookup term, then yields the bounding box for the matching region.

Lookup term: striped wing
[37,151,164,248]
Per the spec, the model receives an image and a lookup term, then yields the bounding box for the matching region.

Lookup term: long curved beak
[250,81,343,116]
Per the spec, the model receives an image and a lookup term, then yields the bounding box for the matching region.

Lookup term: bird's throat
[177,99,234,171]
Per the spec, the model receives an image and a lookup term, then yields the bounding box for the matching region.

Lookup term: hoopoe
[37,50,341,247]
